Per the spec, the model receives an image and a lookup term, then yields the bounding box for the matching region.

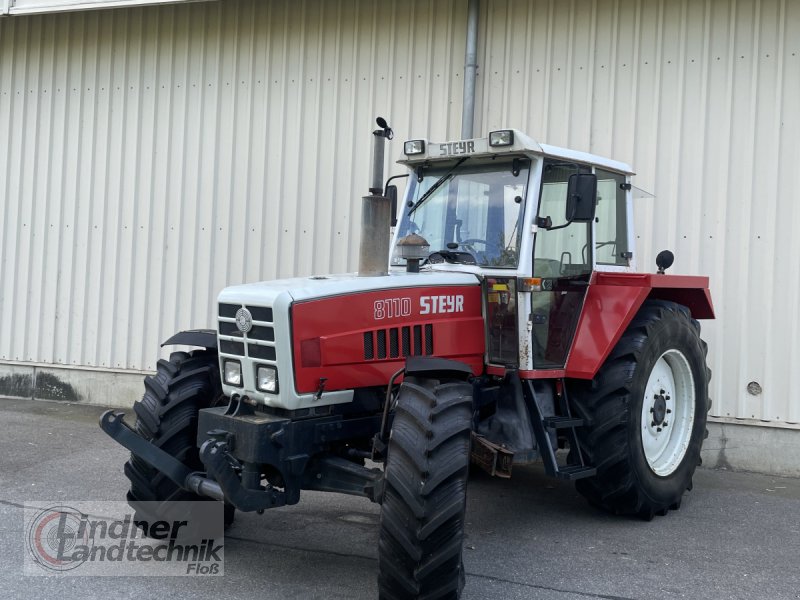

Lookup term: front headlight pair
[222,360,278,393]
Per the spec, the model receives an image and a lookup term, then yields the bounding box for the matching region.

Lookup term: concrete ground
[1,397,798,600]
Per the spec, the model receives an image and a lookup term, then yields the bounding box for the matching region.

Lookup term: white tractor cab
[388,129,636,371]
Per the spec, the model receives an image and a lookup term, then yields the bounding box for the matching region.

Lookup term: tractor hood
[218,271,481,305]
[216,271,485,411]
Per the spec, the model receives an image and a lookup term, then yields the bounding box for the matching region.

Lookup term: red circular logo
[27,505,92,572]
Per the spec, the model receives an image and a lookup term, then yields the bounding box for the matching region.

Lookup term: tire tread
[124,349,229,526]
[378,377,472,600]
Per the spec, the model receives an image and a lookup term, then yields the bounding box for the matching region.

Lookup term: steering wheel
[447,239,488,263]
[459,238,488,247]
[423,250,477,266]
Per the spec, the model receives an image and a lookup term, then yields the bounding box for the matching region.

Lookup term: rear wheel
[569,300,711,519]
[124,349,234,528]
[378,377,473,600]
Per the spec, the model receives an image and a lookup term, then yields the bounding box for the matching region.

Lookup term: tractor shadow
[219,463,659,599]
[461,461,672,555]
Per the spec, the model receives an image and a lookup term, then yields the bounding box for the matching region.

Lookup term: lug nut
[650,407,654,413]
[666,395,671,401]
[651,421,656,427]
[660,389,665,395]
[667,409,672,414]
[663,421,669,427]
[657,427,662,432]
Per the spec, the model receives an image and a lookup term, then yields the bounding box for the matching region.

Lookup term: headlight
[256,365,278,393]
[489,130,514,147]
[223,360,242,387]
[404,140,425,155]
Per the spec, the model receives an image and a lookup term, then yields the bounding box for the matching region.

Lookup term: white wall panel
[0,0,467,371]
[1,0,798,430]
[480,0,800,427]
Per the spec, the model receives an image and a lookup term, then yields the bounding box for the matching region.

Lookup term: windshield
[393,159,530,268]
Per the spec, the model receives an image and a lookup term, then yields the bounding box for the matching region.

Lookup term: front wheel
[124,349,235,528]
[569,300,711,519]
[378,377,473,600]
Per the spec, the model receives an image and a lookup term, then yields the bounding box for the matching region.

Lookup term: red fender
[564,272,714,380]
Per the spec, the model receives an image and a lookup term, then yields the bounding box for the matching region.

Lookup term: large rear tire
[378,377,473,600]
[569,300,711,519]
[123,349,234,527]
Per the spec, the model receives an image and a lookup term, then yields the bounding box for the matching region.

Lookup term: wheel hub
[651,392,668,426]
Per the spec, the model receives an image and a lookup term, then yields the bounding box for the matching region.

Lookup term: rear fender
[565,273,714,379]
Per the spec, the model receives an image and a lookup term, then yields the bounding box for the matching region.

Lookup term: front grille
[218,303,276,362]
[364,324,434,361]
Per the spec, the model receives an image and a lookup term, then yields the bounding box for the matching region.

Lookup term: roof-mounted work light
[404,140,426,155]
[489,130,514,147]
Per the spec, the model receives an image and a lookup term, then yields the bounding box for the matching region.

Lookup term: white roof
[398,128,634,175]
[538,143,634,175]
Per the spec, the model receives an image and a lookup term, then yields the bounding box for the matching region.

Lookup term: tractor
[100,120,713,599]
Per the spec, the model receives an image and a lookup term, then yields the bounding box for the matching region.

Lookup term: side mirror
[386,185,398,226]
[566,173,597,222]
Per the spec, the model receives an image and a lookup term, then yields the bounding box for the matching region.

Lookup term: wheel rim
[640,349,696,476]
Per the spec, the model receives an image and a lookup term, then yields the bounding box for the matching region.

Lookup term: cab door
[530,161,593,369]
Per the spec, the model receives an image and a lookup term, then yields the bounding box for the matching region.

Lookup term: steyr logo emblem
[420,295,464,315]
[235,308,253,333]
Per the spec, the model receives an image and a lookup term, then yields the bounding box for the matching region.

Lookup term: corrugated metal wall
[478,0,800,427]
[1,0,797,428]
[0,0,467,372]
[3,0,210,16]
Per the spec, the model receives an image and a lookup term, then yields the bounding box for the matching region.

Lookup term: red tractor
[101,121,713,599]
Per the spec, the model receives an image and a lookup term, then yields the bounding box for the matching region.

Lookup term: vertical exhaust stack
[358,117,394,277]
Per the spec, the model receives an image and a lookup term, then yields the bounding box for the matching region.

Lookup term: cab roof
[397,128,634,176]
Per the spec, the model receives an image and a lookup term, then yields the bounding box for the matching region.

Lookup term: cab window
[594,169,629,266]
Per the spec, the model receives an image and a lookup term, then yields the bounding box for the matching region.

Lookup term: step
[543,416,585,429]
[470,433,513,478]
[554,465,597,480]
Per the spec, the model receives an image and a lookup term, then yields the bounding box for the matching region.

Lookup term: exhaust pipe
[359,117,394,277]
